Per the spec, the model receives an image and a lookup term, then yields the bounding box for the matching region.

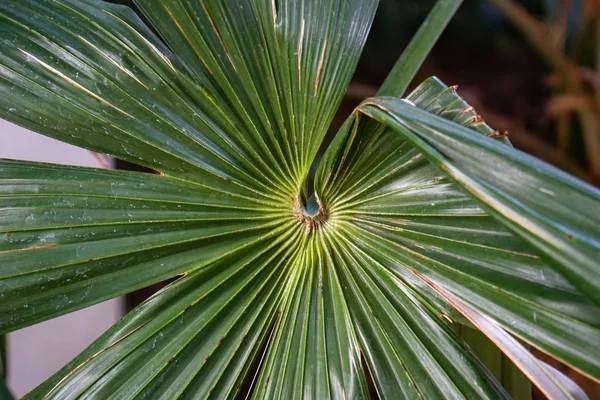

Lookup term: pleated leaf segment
[0,0,598,399]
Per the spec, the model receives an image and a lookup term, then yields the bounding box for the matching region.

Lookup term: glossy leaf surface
[0,0,598,398]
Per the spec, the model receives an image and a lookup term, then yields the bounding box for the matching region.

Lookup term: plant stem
[377,0,463,98]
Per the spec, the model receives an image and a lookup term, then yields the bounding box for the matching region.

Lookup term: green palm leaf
[0,160,291,332]
[315,77,600,380]
[0,0,598,398]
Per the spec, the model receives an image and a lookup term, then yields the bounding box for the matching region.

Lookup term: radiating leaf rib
[133,0,379,192]
[318,237,371,399]
[88,245,295,400]
[0,160,293,334]
[421,279,590,400]
[0,159,282,209]
[253,234,369,400]
[327,227,509,399]
[358,96,600,306]
[332,251,421,399]
[356,93,600,331]
[1,0,598,397]
[347,222,600,378]
[0,0,296,199]
[316,80,600,381]
[24,226,303,400]
[255,246,314,399]
[0,1,400,397]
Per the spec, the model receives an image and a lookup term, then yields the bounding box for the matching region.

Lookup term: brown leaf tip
[486,130,509,139]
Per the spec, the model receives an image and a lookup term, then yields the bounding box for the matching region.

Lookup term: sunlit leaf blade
[0,0,284,196]
[253,229,508,399]
[423,279,589,400]
[344,220,600,378]
[253,236,369,399]
[24,234,301,400]
[315,82,600,380]
[326,228,509,399]
[359,93,600,307]
[134,0,379,192]
[0,0,379,198]
[1,0,598,397]
[0,159,291,333]
[408,78,561,398]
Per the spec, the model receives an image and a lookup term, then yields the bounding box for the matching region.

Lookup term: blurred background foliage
[352,0,600,187]
[104,0,600,398]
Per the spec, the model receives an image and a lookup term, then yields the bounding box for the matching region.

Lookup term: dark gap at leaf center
[236,316,279,399]
[359,350,380,399]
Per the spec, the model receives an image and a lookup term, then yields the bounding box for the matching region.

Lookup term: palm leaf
[425,279,589,400]
[0,0,598,398]
[338,80,600,379]
[358,93,600,306]
[0,160,290,332]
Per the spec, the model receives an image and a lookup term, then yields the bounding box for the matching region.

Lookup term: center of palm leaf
[293,193,328,234]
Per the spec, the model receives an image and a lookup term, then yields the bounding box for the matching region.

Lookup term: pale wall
[0,119,123,398]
